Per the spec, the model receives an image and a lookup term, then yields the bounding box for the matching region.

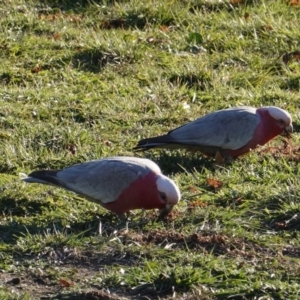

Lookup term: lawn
[1,0,300,299]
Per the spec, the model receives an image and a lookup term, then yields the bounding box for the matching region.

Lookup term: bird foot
[214,151,233,166]
[214,151,225,165]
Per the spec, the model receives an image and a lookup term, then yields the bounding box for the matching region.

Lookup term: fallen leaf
[31,66,42,73]
[265,24,273,31]
[165,210,183,220]
[189,185,201,193]
[188,199,208,208]
[274,222,287,229]
[59,278,74,287]
[102,18,125,29]
[159,25,169,31]
[207,178,223,192]
[257,138,300,161]
[230,0,244,4]
[282,50,300,64]
[52,33,61,40]
[290,0,300,6]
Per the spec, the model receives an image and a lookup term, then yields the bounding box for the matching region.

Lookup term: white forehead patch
[265,106,292,124]
[156,175,181,204]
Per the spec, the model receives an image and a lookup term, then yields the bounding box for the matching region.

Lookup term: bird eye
[159,192,167,202]
[278,119,285,126]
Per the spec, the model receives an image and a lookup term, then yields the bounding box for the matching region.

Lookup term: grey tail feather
[22,170,62,186]
[133,135,170,151]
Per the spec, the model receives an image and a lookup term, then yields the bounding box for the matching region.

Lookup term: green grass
[1,0,300,299]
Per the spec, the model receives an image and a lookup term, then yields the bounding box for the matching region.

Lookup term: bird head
[155,174,181,216]
[265,106,293,136]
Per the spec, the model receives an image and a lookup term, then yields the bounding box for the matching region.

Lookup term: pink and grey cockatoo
[134,106,293,163]
[22,156,181,218]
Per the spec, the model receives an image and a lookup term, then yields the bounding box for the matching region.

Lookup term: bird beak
[159,204,174,217]
[282,124,293,136]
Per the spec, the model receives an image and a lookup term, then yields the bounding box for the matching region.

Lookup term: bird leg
[118,211,131,221]
[214,151,224,165]
[214,151,233,166]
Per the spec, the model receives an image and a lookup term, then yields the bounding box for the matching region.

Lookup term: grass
[0,0,300,299]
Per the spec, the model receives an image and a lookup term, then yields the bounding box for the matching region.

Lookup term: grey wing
[168,107,260,150]
[56,157,159,203]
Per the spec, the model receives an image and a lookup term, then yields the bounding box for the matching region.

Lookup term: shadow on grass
[38,0,115,12]
[292,121,300,133]
[71,48,127,73]
[0,212,119,244]
[38,2,174,30]
[190,0,259,14]
[258,190,300,260]
[4,47,132,75]
[49,285,201,300]
[0,197,52,217]
[138,151,217,174]
[268,211,300,232]
[260,188,300,233]
[2,224,284,299]
[168,72,212,91]
[280,76,300,91]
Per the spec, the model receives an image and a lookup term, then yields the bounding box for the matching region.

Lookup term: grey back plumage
[135,106,260,151]
[167,106,259,150]
[23,157,161,204]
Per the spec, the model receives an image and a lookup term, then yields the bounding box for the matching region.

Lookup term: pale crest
[264,106,292,125]
[156,175,181,204]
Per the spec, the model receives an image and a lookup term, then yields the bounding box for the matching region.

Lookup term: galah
[22,156,181,218]
[134,106,293,162]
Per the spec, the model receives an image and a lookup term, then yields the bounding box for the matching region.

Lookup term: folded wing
[159,106,260,150]
[23,157,161,204]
